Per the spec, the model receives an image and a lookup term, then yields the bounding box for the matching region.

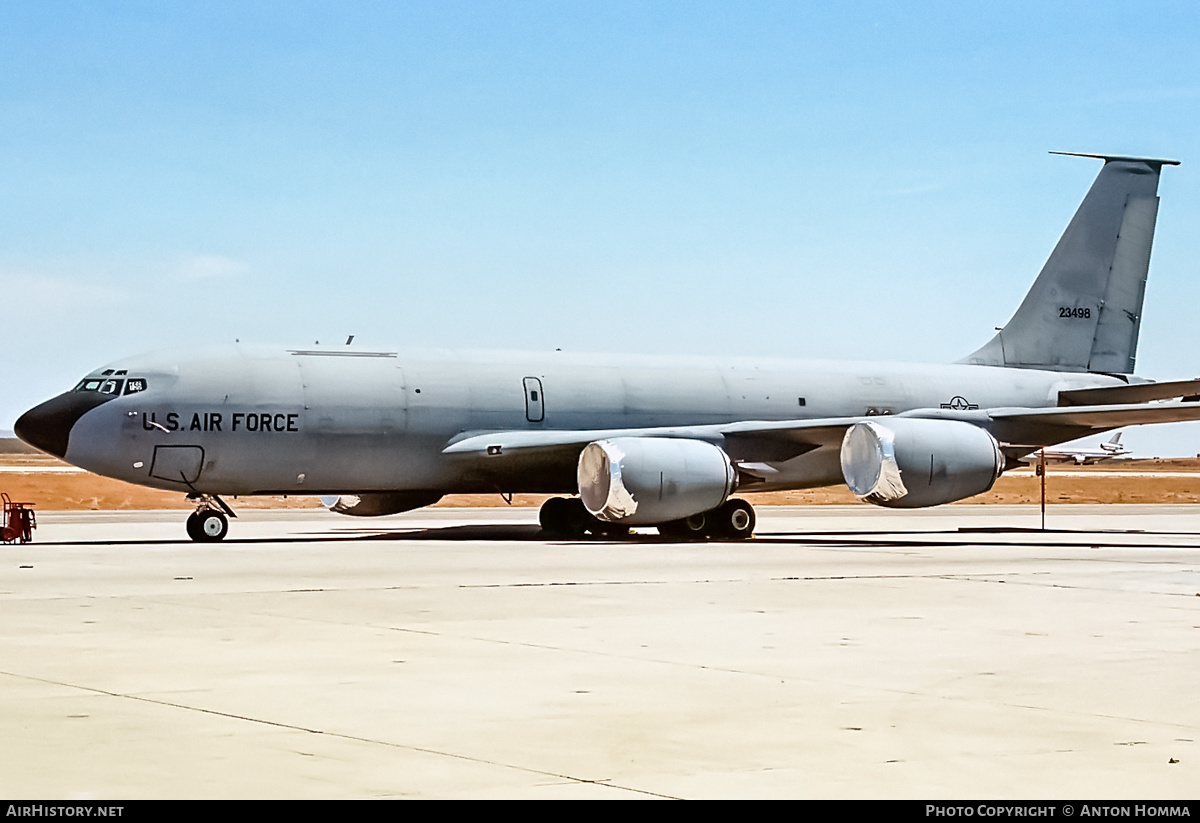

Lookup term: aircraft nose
[14,391,116,459]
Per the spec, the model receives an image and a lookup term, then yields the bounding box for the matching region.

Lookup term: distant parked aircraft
[1022,432,1129,466]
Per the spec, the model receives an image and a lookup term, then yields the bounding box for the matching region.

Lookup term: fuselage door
[149,445,205,485]
[523,377,544,423]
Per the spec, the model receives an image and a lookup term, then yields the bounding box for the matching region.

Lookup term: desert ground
[3,438,1199,512]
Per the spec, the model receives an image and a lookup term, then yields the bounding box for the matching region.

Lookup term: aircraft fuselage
[49,344,1118,498]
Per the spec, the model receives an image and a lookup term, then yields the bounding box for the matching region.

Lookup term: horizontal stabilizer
[1057,378,1200,406]
[1049,151,1180,169]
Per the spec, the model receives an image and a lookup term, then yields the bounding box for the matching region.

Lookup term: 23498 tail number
[1058,306,1092,319]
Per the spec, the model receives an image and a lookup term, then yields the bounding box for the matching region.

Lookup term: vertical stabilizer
[961,153,1178,374]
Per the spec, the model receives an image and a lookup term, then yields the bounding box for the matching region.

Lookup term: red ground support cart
[2,492,36,544]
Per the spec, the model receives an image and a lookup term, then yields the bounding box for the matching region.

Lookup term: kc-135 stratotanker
[17,153,1200,541]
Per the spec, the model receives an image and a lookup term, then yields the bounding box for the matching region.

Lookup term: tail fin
[961,152,1178,374]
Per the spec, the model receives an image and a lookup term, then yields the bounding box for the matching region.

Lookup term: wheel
[539,497,568,536]
[186,512,202,541]
[658,511,709,540]
[539,497,589,538]
[712,499,755,540]
[190,510,228,542]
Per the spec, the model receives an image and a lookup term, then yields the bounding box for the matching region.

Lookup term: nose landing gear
[185,494,236,542]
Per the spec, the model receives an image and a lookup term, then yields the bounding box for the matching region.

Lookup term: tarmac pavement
[2,505,1198,798]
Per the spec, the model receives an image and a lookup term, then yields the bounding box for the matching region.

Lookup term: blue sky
[4,1,1200,455]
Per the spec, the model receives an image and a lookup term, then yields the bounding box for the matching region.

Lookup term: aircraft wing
[988,400,1200,433]
[443,400,1200,471]
[1057,378,1200,406]
[977,400,1200,460]
[441,418,858,491]
[442,417,859,463]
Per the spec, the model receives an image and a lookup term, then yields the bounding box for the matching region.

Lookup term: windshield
[73,375,147,396]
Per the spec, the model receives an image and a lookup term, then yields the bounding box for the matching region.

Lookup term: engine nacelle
[322,491,443,517]
[840,418,1003,508]
[577,437,735,525]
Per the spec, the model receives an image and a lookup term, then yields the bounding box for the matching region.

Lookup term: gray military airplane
[16,152,1200,542]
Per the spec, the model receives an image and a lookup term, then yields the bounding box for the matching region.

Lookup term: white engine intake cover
[577,437,736,525]
[840,418,1004,508]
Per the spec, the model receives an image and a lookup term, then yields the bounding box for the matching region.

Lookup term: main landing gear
[657,498,756,541]
[185,494,236,542]
[538,497,630,539]
[538,497,756,541]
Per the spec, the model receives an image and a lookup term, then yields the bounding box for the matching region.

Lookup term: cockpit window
[74,377,147,395]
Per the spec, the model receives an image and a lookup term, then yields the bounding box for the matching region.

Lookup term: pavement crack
[0,669,675,798]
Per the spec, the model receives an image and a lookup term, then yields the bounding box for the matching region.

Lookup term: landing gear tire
[540,497,632,539]
[658,511,709,540]
[187,509,228,542]
[186,512,201,541]
[539,497,590,538]
[658,499,756,541]
[711,498,755,540]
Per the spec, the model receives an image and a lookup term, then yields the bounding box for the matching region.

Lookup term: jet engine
[322,491,444,517]
[840,418,1004,508]
[577,437,736,525]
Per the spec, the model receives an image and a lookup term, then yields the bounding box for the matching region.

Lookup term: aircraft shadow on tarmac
[30,523,1200,548]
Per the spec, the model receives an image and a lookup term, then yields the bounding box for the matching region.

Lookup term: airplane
[1021,432,1129,466]
[15,152,1200,542]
